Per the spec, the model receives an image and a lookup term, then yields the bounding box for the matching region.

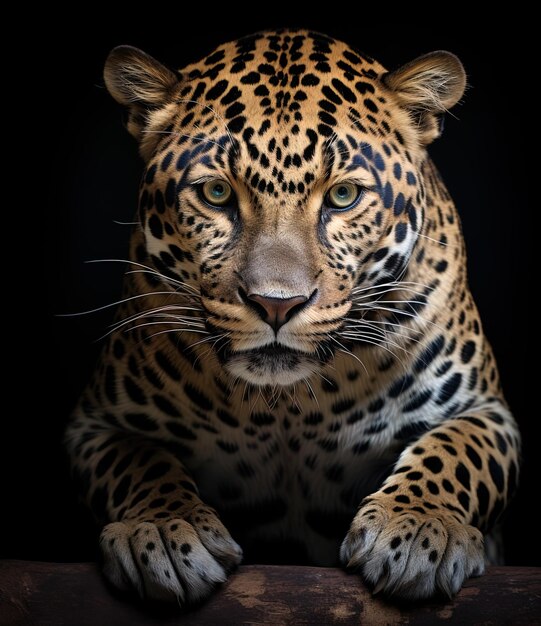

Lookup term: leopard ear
[104,46,179,141]
[384,51,466,145]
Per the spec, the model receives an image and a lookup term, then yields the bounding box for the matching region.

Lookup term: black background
[5,16,536,567]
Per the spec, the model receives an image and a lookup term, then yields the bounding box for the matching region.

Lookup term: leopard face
[105,31,465,387]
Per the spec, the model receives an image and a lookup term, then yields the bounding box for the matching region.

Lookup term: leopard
[65,29,520,604]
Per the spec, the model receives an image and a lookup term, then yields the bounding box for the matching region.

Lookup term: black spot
[395,495,410,504]
[414,335,445,372]
[496,433,507,456]
[180,543,192,555]
[461,416,488,430]
[395,222,408,244]
[460,341,476,364]
[206,80,228,101]
[321,86,342,105]
[205,49,225,65]
[429,550,438,563]
[110,449,135,480]
[228,116,246,133]
[217,409,239,428]
[432,432,452,443]
[318,123,333,137]
[155,351,181,381]
[166,421,196,440]
[217,440,239,454]
[123,412,157,432]
[434,260,448,273]
[321,377,339,393]
[395,421,431,443]
[241,71,260,84]
[488,456,505,492]
[458,491,470,512]
[352,441,370,455]
[390,536,401,549]
[153,394,180,417]
[426,480,439,495]
[455,462,471,490]
[148,214,163,240]
[331,78,357,103]
[251,412,275,426]
[332,398,356,414]
[383,484,398,494]
[388,375,415,398]
[477,481,490,516]
[406,471,423,480]
[465,444,483,470]
[184,383,213,411]
[317,437,338,452]
[368,398,385,413]
[423,456,443,474]
[410,485,423,497]
[355,81,374,95]
[304,412,324,425]
[442,479,455,493]
[435,373,462,405]
[301,73,320,86]
[124,377,147,405]
[142,462,171,482]
[130,488,151,507]
[145,164,157,184]
[96,448,118,478]
[165,178,177,207]
[346,410,365,425]
[403,390,432,412]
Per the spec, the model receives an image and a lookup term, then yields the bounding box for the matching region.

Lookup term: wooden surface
[1,561,540,625]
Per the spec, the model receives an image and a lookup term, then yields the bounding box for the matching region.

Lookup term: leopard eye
[201,179,233,207]
[326,182,361,210]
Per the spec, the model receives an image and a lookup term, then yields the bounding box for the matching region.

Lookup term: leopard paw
[100,509,242,603]
[340,501,485,599]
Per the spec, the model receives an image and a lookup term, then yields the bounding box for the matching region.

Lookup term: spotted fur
[65,30,520,603]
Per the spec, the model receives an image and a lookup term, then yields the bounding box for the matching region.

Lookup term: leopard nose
[245,292,309,332]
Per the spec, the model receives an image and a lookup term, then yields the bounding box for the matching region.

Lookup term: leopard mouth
[224,343,319,387]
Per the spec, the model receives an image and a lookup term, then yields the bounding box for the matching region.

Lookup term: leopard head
[104,31,465,386]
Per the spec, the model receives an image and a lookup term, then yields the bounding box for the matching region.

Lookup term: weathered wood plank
[1,561,540,625]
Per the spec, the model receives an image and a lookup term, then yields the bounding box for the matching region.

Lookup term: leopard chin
[224,344,320,387]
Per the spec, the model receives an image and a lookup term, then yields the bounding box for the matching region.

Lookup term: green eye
[327,182,361,210]
[201,179,233,207]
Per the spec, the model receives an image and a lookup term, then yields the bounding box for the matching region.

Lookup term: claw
[372,576,388,595]
[347,554,363,570]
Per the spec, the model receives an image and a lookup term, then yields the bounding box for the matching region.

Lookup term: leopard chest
[178,404,403,558]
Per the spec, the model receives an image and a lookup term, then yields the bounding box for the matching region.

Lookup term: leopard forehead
[167,32,404,186]
[178,30,388,135]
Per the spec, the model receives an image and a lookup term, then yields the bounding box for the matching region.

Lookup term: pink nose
[247,293,309,332]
